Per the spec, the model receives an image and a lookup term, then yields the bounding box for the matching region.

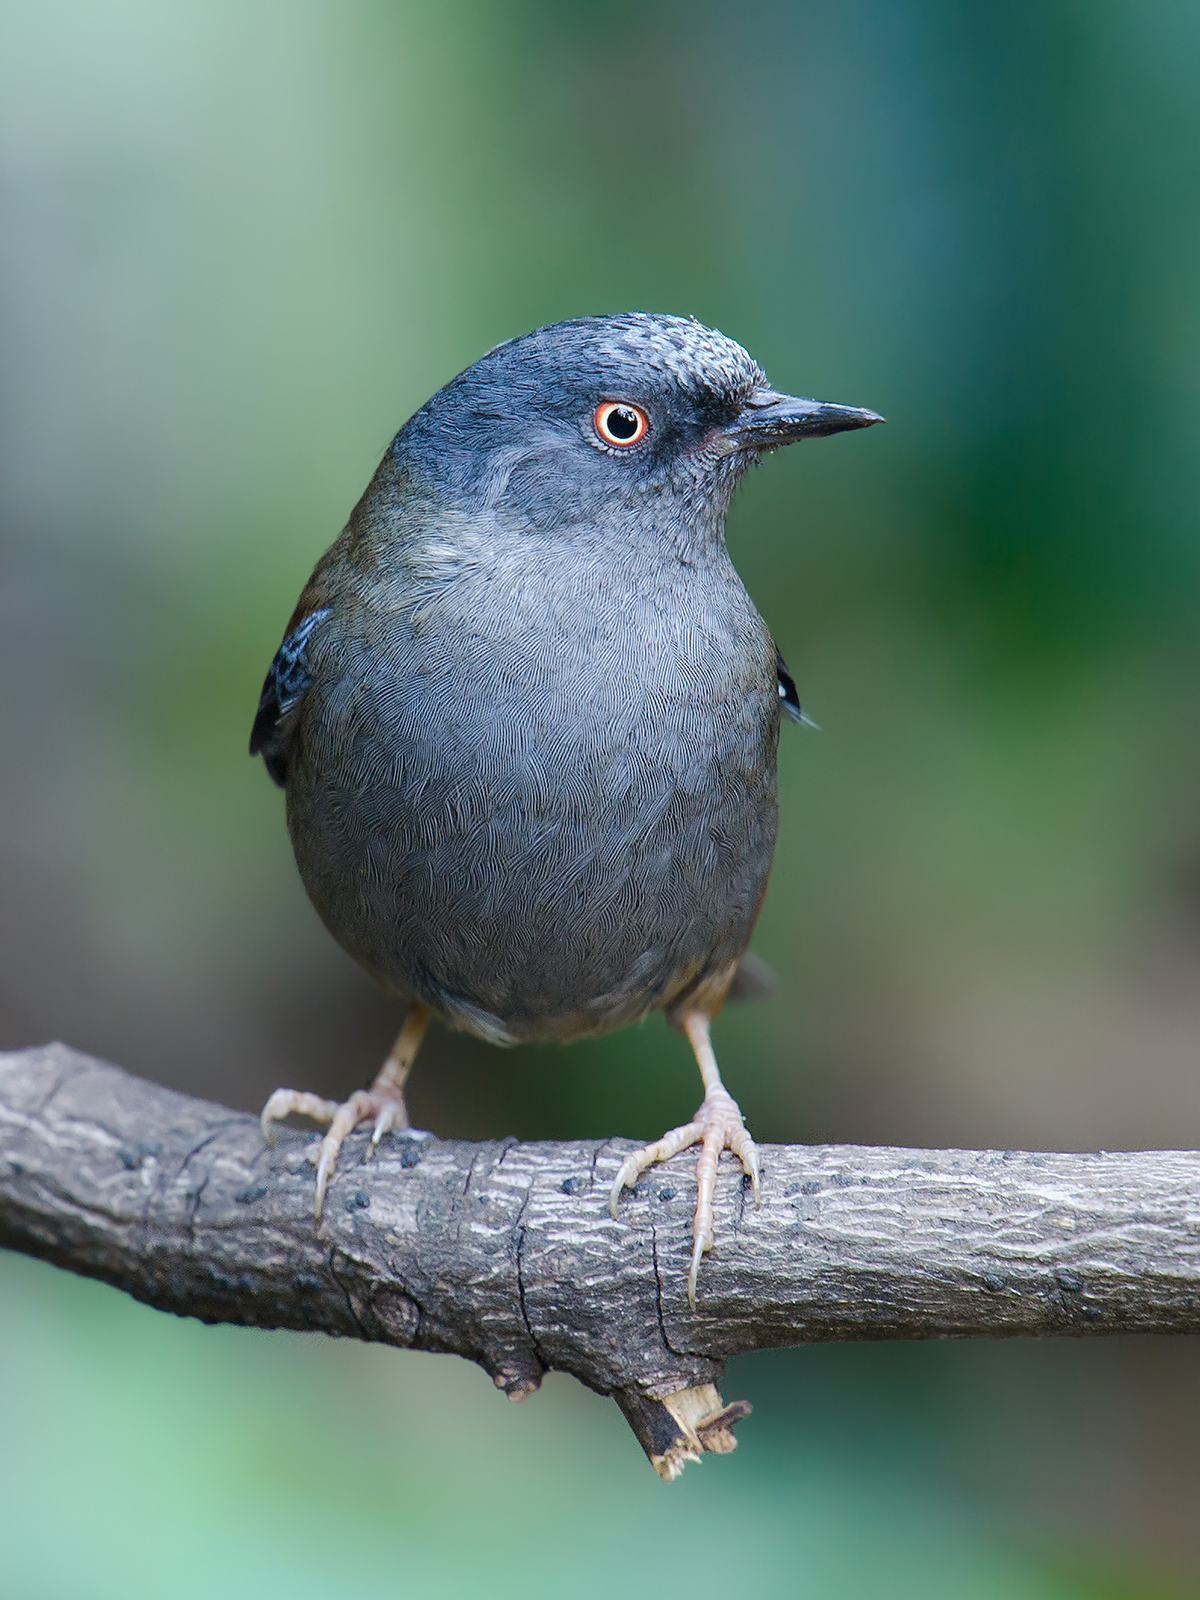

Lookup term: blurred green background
[3,0,1200,1594]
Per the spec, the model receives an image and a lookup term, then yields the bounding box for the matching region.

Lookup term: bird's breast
[287,547,780,1040]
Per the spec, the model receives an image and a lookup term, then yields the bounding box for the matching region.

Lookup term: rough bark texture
[4,1043,1200,1476]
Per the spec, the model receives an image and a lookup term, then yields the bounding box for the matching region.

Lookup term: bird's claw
[608,1083,760,1308]
[261,1088,342,1147]
[259,1084,409,1221]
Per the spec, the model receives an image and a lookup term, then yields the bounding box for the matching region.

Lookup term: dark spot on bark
[399,1141,423,1169]
[983,1273,1005,1291]
[1057,1272,1081,1292]
[560,1176,581,1194]
[234,1182,270,1204]
[801,1180,821,1195]
[117,1140,161,1170]
[658,1187,675,1202]
[351,1190,370,1208]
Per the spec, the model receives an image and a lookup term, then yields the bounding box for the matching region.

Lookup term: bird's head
[390,313,881,554]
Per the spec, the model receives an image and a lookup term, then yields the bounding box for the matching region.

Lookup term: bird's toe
[608,1120,703,1217]
[682,1088,759,1308]
[259,1087,342,1145]
[258,1083,409,1221]
[608,1085,758,1308]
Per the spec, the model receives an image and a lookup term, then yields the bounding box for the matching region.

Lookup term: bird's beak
[719,388,884,452]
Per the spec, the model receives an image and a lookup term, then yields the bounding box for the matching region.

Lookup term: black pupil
[607,406,640,440]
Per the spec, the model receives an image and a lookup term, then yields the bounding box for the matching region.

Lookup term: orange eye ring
[594,400,649,447]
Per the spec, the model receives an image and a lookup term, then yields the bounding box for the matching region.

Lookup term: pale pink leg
[608,1011,760,1308]
[260,1003,430,1221]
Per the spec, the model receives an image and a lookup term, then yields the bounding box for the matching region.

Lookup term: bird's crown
[469,312,768,409]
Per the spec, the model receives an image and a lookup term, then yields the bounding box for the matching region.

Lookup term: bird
[251,313,880,1305]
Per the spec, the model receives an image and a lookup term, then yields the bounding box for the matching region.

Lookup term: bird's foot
[608,1083,761,1308]
[260,1084,410,1221]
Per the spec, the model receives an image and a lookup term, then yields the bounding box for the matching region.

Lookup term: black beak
[722,388,884,451]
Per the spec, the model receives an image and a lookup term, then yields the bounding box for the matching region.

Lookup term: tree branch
[3,1044,1200,1478]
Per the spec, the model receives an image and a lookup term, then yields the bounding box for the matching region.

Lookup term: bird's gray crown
[473,313,768,406]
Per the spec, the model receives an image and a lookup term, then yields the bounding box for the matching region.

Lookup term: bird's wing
[775,646,817,728]
[249,591,333,788]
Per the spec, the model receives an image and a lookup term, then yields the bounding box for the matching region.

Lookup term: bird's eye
[594,401,649,447]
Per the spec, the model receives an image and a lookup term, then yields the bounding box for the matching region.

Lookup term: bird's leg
[608,1009,761,1307]
[260,1002,431,1221]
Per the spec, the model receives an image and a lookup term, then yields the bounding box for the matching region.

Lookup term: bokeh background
[3,1,1200,1594]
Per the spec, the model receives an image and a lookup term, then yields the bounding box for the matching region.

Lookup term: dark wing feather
[249,605,332,787]
[775,646,817,728]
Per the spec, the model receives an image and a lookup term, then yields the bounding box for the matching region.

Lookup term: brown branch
[3,1043,1200,1478]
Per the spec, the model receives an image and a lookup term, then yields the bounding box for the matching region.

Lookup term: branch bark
[3,1044,1200,1478]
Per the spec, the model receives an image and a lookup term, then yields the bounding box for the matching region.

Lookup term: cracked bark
[4,1044,1200,1479]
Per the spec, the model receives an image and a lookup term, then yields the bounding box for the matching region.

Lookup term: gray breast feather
[285,564,779,1042]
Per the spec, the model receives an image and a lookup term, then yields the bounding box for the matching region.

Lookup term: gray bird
[252,313,880,1303]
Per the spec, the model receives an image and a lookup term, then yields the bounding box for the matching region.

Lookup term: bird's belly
[287,634,779,1042]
